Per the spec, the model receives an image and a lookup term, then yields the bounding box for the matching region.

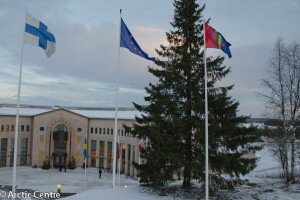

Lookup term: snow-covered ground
[0,144,300,200]
[0,167,173,199]
[223,145,300,200]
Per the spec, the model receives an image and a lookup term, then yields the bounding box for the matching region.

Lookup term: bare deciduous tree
[261,38,300,183]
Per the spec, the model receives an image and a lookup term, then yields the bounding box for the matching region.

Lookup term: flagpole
[112,8,122,200]
[203,19,209,200]
[84,137,87,190]
[118,136,121,187]
[12,10,27,200]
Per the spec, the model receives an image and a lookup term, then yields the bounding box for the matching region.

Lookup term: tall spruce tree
[129,0,259,189]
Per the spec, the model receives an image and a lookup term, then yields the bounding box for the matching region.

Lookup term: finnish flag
[24,12,56,57]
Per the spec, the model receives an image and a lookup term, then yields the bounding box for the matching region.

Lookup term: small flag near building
[205,22,232,58]
[138,138,148,149]
[83,138,87,159]
[24,12,56,57]
[120,18,155,62]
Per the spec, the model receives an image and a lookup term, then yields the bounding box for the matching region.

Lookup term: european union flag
[120,18,155,62]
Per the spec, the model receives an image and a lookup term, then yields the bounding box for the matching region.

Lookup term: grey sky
[0,0,299,117]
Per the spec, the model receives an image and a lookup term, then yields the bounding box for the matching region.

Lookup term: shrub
[68,157,76,170]
[41,160,50,170]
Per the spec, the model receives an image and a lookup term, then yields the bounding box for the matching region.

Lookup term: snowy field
[0,144,300,200]
[0,167,173,200]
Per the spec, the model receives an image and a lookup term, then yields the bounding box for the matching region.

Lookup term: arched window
[54,124,68,133]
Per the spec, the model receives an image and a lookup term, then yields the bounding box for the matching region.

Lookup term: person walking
[59,163,62,172]
[99,168,102,178]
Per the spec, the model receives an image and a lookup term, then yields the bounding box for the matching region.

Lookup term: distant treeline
[249,125,300,139]
[247,118,300,127]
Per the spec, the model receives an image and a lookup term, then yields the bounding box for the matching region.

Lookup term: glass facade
[127,144,131,175]
[132,145,135,176]
[53,124,68,167]
[107,141,112,169]
[10,138,14,166]
[122,144,126,173]
[91,140,97,167]
[0,138,7,167]
[20,138,28,165]
[99,141,105,168]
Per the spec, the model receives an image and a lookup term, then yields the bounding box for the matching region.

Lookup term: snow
[240,122,267,129]
[0,107,140,120]
[0,144,300,199]
[63,185,172,200]
[70,109,140,120]
[0,167,171,200]
[0,107,50,117]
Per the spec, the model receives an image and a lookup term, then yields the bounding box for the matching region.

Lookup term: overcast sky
[0,0,300,117]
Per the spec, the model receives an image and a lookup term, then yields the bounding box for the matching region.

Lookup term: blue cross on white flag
[24,12,56,57]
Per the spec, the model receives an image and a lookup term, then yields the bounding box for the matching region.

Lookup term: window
[0,138,8,167]
[121,129,124,136]
[11,125,14,132]
[40,127,45,132]
[77,128,82,132]
[99,141,105,168]
[6,125,9,132]
[10,139,14,167]
[21,125,25,132]
[111,128,113,135]
[103,128,106,134]
[26,125,29,132]
[99,128,102,134]
[122,144,126,172]
[107,128,109,135]
[107,141,112,169]
[95,128,98,134]
[77,136,81,143]
[91,140,97,167]
[40,135,44,142]
[128,144,131,173]
[20,138,28,165]
[1,125,4,132]
[91,127,93,134]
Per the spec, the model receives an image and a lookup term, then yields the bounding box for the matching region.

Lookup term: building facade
[0,104,140,177]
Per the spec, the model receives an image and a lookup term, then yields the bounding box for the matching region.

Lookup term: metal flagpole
[203,19,209,200]
[12,10,27,200]
[84,137,87,190]
[118,136,121,187]
[112,8,122,200]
